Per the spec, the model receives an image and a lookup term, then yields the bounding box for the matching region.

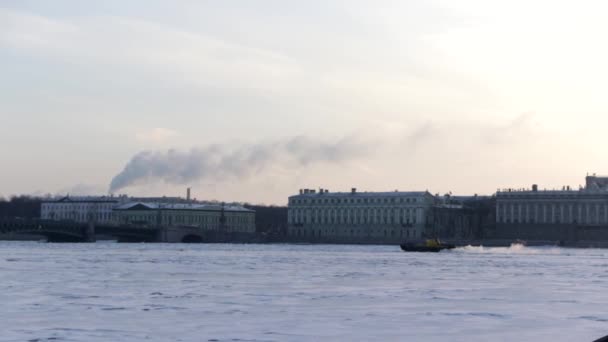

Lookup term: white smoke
[109,135,371,193]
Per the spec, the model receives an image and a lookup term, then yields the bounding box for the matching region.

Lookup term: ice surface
[0,242,606,341]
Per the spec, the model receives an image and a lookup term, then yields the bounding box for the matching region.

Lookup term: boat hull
[400,243,455,253]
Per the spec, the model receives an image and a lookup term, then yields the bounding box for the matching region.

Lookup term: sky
[2,0,608,205]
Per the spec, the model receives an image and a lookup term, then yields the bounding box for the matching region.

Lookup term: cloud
[403,121,435,148]
[0,8,303,93]
[397,113,539,148]
[58,183,106,196]
[135,127,178,144]
[108,135,373,193]
[0,8,77,48]
[482,112,538,145]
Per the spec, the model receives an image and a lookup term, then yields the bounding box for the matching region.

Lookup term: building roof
[42,196,122,203]
[114,202,255,213]
[289,190,432,199]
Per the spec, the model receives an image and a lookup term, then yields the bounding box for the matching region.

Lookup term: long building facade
[287,188,435,243]
[40,196,127,224]
[493,175,608,242]
[497,176,608,226]
[113,202,256,233]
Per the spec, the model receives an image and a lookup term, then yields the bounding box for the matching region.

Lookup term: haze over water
[0,242,606,341]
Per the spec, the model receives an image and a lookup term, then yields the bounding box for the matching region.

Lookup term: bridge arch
[181,234,204,243]
[43,232,85,243]
[8,229,85,242]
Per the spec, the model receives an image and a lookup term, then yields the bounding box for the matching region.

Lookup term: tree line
[244,204,288,234]
[0,196,42,218]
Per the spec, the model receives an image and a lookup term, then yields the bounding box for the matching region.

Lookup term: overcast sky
[2,0,608,204]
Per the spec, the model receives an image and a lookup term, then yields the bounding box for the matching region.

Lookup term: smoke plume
[109,135,370,193]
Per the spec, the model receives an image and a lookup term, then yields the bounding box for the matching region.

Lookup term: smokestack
[187,187,191,201]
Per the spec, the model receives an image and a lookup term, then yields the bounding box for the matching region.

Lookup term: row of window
[291,197,423,205]
[498,203,608,224]
[44,210,112,215]
[292,227,420,239]
[290,208,419,225]
[43,204,114,211]
[291,216,418,225]
[119,213,254,226]
[290,207,419,219]
[292,207,419,214]
[43,212,113,222]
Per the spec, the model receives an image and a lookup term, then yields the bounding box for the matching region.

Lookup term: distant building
[40,196,127,224]
[496,175,608,226]
[39,192,253,232]
[287,188,435,243]
[429,195,494,240]
[493,174,608,241]
[113,202,256,233]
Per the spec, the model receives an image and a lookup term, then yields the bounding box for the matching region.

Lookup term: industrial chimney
[187,187,191,201]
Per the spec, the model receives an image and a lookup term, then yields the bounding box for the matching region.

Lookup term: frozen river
[1,242,607,342]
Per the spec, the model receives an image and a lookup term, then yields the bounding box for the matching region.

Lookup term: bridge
[0,218,220,243]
